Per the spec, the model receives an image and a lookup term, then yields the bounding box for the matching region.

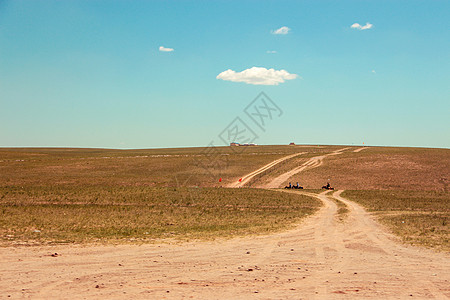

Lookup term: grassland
[0,145,340,188]
[342,190,449,251]
[0,146,336,245]
[292,147,449,191]
[0,186,320,245]
[244,153,324,187]
[1,145,449,248]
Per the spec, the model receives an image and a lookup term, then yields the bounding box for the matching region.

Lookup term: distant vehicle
[284,182,303,189]
[230,142,257,146]
[322,182,334,190]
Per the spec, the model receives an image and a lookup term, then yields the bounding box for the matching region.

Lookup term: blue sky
[1,0,449,149]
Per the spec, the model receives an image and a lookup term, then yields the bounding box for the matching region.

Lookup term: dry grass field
[342,190,449,251]
[269,146,449,251]
[294,147,449,191]
[0,186,320,245]
[0,145,340,188]
[0,145,449,249]
[1,145,449,299]
[0,146,332,246]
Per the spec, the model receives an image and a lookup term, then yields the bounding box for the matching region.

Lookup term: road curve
[353,147,368,153]
[1,148,448,298]
[227,152,306,188]
[260,147,350,188]
[2,190,448,298]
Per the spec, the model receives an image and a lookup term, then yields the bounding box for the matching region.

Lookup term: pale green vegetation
[342,190,449,251]
[0,186,320,245]
[0,145,340,188]
[0,145,334,245]
[1,146,448,249]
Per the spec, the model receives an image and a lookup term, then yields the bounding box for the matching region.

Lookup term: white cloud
[159,46,174,52]
[371,70,376,73]
[350,22,373,30]
[272,26,290,35]
[216,67,298,85]
[266,50,277,54]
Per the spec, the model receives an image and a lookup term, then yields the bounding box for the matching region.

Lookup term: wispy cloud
[266,50,277,54]
[371,70,376,73]
[159,46,174,52]
[350,22,373,30]
[216,67,298,85]
[271,26,290,35]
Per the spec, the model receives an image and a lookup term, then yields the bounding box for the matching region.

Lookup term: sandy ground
[1,149,449,299]
[353,147,368,153]
[0,190,448,299]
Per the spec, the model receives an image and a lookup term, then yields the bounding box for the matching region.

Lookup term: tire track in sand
[227,152,306,188]
[260,147,350,188]
[11,188,447,299]
[331,190,449,298]
[353,147,368,153]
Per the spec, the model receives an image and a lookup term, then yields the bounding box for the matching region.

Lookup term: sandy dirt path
[353,147,368,153]
[1,191,448,299]
[260,147,350,188]
[227,152,306,188]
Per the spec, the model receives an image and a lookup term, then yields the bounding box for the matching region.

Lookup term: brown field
[342,190,449,251]
[0,145,448,247]
[294,147,449,191]
[0,186,319,245]
[0,146,340,245]
[0,145,341,188]
[1,145,449,299]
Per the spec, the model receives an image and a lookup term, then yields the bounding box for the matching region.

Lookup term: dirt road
[261,147,350,188]
[1,190,448,299]
[353,147,368,153]
[228,152,306,188]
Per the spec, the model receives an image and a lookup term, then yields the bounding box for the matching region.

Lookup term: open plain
[0,145,449,298]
